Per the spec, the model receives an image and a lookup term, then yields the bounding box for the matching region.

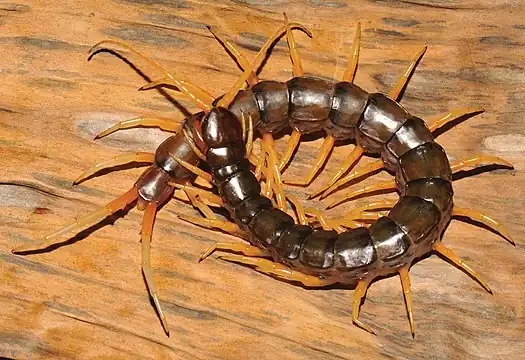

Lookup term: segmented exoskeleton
[13,16,514,337]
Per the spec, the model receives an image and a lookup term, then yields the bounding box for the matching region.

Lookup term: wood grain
[1,1,524,359]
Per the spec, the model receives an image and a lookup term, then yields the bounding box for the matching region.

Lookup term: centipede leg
[450,155,513,173]
[284,135,336,187]
[12,187,138,253]
[326,180,397,209]
[283,12,305,77]
[305,208,346,233]
[168,154,213,185]
[428,107,485,133]
[94,116,180,139]
[433,242,492,293]
[140,203,170,336]
[309,145,364,199]
[452,207,514,245]
[200,242,269,262]
[320,160,384,199]
[278,130,302,172]
[89,40,215,111]
[218,255,334,287]
[352,278,375,335]
[342,22,361,83]
[398,265,415,338]
[286,194,307,225]
[73,152,155,185]
[169,182,224,207]
[178,215,248,239]
[262,133,287,211]
[389,46,427,102]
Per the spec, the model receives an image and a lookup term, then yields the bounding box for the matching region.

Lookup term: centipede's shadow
[431,109,485,139]
[13,200,137,255]
[74,163,154,185]
[88,49,192,118]
[452,164,515,181]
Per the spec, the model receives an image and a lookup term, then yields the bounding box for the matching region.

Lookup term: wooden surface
[1,1,524,359]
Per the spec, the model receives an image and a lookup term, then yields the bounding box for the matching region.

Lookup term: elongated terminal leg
[433,242,492,293]
[428,107,485,133]
[309,145,364,199]
[398,265,415,338]
[326,180,397,209]
[389,46,427,102]
[200,242,269,262]
[320,160,384,199]
[73,152,154,185]
[284,135,336,186]
[89,40,215,111]
[450,155,513,173]
[352,278,375,335]
[95,116,180,139]
[12,187,138,253]
[219,254,334,287]
[452,207,514,245]
[342,22,361,83]
[140,203,170,335]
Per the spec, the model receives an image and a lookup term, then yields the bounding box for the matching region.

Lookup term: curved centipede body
[12,16,515,338]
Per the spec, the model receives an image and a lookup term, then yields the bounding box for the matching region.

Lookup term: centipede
[12,15,515,338]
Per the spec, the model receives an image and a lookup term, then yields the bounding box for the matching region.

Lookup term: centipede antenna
[89,39,215,111]
[342,22,361,83]
[207,26,259,86]
[73,152,155,185]
[398,266,415,338]
[309,145,364,199]
[95,116,180,139]
[452,207,514,245]
[284,135,336,187]
[433,242,493,294]
[12,187,138,254]
[450,155,514,173]
[389,46,427,102]
[140,203,170,336]
[283,13,305,77]
[200,242,268,262]
[427,107,485,133]
[326,179,398,209]
[352,279,376,335]
[320,159,384,199]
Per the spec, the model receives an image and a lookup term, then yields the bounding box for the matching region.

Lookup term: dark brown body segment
[326,82,368,140]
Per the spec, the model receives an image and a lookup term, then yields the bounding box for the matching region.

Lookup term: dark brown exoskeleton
[12,16,514,337]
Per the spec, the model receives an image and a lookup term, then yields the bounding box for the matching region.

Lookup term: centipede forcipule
[12,16,515,337]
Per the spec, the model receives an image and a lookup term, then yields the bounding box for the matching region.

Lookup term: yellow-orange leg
[284,135,336,187]
[140,203,170,335]
[262,133,287,211]
[185,190,219,220]
[168,154,213,185]
[283,12,305,77]
[389,46,427,102]
[89,40,215,111]
[168,182,224,207]
[182,125,206,161]
[342,22,361,83]
[433,242,492,293]
[326,180,397,209]
[320,160,384,199]
[305,208,345,233]
[309,145,364,199]
[452,207,514,245]
[286,194,307,225]
[398,265,415,338]
[352,278,375,335]
[206,26,259,86]
[339,200,396,228]
[450,155,513,173]
[428,107,485,133]
[278,130,302,172]
[179,215,248,239]
[200,242,269,262]
[73,152,154,185]
[12,187,138,253]
[219,254,334,287]
[94,116,180,139]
